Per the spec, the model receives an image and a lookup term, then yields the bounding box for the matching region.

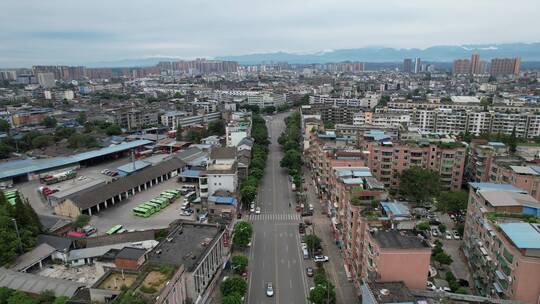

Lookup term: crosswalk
[248,213,302,222]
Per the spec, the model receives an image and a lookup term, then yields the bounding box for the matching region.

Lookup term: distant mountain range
[86,43,540,67]
[215,43,540,64]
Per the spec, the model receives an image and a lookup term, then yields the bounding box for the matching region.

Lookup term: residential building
[471,53,482,75]
[36,72,56,88]
[490,58,521,76]
[363,230,431,289]
[414,58,421,74]
[147,223,229,304]
[226,120,251,147]
[246,93,287,108]
[358,135,466,191]
[111,108,159,131]
[463,183,540,302]
[453,59,471,75]
[403,59,412,73]
[206,147,238,196]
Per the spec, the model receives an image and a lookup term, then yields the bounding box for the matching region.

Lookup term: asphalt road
[247,112,310,304]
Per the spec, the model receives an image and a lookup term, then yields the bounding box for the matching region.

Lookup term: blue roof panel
[499,223,540,249]
[468,182,525,193]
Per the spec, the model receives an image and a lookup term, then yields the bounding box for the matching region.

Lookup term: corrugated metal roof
[0,267,84,298]
[468,182,526,193]
[381,202,411,217]
[117,160,151,173]
[499,223,540,249]
[510,166,539,175]
[208,196,237,205]
[0,140,152,180]
[179,169,202,177]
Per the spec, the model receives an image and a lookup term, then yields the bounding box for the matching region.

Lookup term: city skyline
[1,0,540,66]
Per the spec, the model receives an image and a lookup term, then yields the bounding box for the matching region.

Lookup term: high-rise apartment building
[453,59,471,75]
[37,72,56,88]
[403,59,412,73]
[470,53,481,74]
[413,58,421,74]
[490,58,521,76]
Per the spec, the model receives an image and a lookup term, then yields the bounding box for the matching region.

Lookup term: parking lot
[17,156,134,217]
[88,178,197,235]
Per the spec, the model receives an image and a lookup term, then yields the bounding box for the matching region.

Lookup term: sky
[1,0,539,67]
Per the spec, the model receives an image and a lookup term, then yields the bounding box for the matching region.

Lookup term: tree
[76,112,87,125]
[398,167,440,205]
[222,293,243,304]
[433,252,453,265]
[304,235,322,255]
[324,121,335,129]
[249,167,264,181]
[231,254,248,273]
[436,191,468,213]
[220,277,248,297]
[240,185,257,206]
[73,214,91,228]
[417,221,430,231]
[7,291,36,304]
[105,124,122,136]
[0,119,10,133]
[42,116,57,128]
[280,149,302,170]
[207,120,225,136]
[263,106,276,114]
[438,224,447,234]
[308,283,336,304]
[31,135,54,149]
[233,221,252,248]
[0,143,13,159]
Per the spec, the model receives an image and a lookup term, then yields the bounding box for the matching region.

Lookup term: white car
[266,282,274,297]
[445,231,452,240]
[313,255,329,263]
[427,281,436,291]
[255,207,261,214]
[250,206,255,213]
[452,230,460,240]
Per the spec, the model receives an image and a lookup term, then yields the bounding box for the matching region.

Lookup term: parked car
[266,282,274,297]
[431,228,439,237]
[445,231,452,240]
[427,281,436,291]
[306,267,314,277]
[255,207,261,214]
[313,255,329,263]
[301,210,313,217]
[452,230,460,240]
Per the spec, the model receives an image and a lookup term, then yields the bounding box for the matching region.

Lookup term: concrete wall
[54,199,81,218]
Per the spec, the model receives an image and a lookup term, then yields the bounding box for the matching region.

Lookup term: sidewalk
[304,171,359,304]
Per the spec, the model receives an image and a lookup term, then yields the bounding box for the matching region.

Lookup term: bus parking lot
[88,178,197,235]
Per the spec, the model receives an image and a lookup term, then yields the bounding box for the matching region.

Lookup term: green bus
[133,207,152,217]
[136,204,155,214]
[164,190,179,197]
[145,201,162,211]
[140,202,159,213]
[106,225,123,235]
[150,198,167,208]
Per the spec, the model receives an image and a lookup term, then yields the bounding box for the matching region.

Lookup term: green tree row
[0,192,42,266]
[279,112,302,187]
[0,288,68,304]
[239,113,269,207]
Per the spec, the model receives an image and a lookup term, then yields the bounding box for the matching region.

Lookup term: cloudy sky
[1,0,539,67]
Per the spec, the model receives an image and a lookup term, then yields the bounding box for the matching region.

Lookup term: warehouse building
[54,157,186,218]
[0,140,152,185]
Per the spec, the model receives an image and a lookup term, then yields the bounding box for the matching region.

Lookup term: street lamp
[11,218,23,253]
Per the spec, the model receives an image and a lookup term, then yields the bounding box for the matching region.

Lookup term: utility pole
[12,218,23,253]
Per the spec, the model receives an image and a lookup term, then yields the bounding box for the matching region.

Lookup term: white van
[303,248,309,259]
